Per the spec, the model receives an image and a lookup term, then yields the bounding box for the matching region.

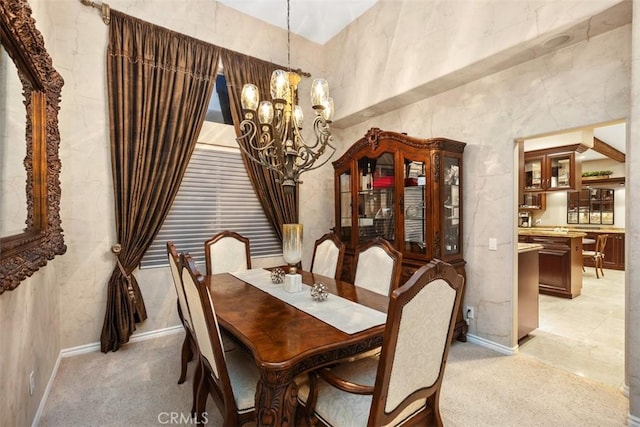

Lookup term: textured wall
[626,1,640,422]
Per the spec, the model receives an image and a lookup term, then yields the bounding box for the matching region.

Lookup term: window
[141,143,281,268]
[205,74,233,125]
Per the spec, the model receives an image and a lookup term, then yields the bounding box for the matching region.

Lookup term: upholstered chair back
[311,233,345,279]
[167,242,191,326]
[386,279,455,418]
[370,259,464,425]
[205,231,251,275]
[353,238,402,296]
[181,254,224,379]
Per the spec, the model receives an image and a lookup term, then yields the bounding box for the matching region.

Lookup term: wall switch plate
[489,238,497,251]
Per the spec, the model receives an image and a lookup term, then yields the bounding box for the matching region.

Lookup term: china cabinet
[523,146,582,192]
[333,128,467,340]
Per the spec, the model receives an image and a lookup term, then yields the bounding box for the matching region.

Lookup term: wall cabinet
[583,232,624,270]
[567,188,614,225]
[333,128,467,340]
[524,146,582,192]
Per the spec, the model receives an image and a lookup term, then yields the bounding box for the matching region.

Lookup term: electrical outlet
[29,371,35,396]
[465,305,475,320]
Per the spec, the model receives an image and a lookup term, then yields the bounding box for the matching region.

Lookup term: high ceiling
[218,1,628,164]
[217,0,378,44]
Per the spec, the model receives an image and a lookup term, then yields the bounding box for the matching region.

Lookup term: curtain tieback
[111,244,137,304]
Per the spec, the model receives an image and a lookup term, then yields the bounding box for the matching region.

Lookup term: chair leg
[191,359,202,417]
[178,331,191,384]
[599,257,605,278]
[195,366,209,424]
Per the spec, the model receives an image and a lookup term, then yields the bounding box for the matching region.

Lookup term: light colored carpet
[38,331,628,426]
[440,343,628,426]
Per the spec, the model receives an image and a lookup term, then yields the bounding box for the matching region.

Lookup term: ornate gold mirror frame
[0,0,65,292]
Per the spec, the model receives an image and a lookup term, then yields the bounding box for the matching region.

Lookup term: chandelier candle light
[282,224,303,292]
[236,0,335,192]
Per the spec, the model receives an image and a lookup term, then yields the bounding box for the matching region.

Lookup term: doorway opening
[515,121,626,390]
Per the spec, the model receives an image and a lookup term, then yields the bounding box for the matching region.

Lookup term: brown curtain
[221,50,298,239]
[101,10,221,352]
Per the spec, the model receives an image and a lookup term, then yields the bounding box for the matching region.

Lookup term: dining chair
[310,232,346,279]
[353,237,402,296]
[582,234,608,279]
[180,252,259,426]
[167,241,197,385]
[297,259,464,427]
[205,231,251,276]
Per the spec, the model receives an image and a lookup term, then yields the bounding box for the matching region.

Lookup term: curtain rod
[80,0,111,25]
[77,1,310,78]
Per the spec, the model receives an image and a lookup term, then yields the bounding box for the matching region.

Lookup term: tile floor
[518,267,625,390]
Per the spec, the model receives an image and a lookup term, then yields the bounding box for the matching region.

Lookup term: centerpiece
[282,224,303,292]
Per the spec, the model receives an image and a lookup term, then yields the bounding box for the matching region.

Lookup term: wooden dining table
[205,269,389,427]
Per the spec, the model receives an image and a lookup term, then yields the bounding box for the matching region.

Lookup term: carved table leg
[255,370,298,427]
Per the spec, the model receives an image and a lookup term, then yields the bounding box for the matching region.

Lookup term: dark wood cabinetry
[333,128,467,340]
[518,234,583,298]
[567,188,614,225]
[583,232,625,270]
[523,145,582,192]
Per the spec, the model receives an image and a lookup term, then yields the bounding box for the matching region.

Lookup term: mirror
[0,0,65,292]
[1,44,28,235]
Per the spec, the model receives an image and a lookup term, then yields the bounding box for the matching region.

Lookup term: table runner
[231,269,387,334]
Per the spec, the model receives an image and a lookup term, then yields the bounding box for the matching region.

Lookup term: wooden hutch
[333,128,468,341]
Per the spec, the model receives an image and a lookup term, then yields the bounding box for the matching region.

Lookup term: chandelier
[236,0,335,192]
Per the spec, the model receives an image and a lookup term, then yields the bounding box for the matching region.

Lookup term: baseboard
[465,333,518,355]
[628,412,640,427]
[60,325,183,358]
[32,325,183,426]
[622,384,629,396]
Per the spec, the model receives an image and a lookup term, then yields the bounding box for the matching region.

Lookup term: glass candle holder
[282,223,303,274]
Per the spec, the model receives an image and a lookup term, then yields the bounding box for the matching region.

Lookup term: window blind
[141,144,281,268]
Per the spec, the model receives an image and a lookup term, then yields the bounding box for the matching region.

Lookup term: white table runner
[231,269,387,335]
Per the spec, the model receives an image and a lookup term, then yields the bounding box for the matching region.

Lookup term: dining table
[205,268,389,427]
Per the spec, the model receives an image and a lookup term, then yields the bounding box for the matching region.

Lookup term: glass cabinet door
[578,188,590,223]
[567,191,579,223]
[357,153,395,244]
[548,153,572,189]
[566,187,615,225]
[444,156,461,257]
[601,189,614,225]
[338,170,352,242]
[524,156,543,191]
[403,159,427,256]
